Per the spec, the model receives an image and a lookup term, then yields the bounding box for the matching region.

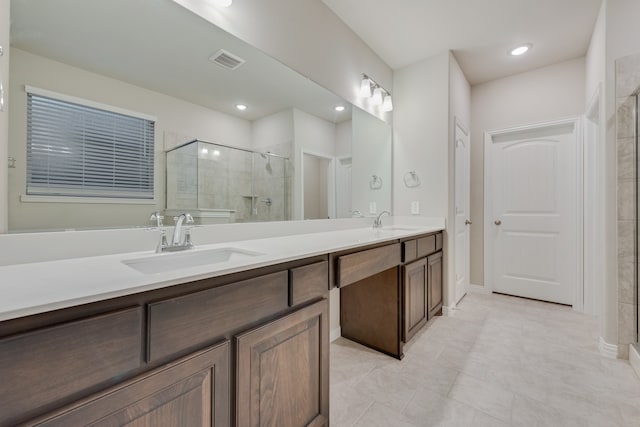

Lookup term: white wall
[251,109,294,155]
[0,0,8,233]
[469,57,586,286]
[351,107,392,216]
[8,48,252,231]
[584,1,610,344]
[393,52,450,218]
[174,0,392,122]
[335,120,352,159]
[448,53,471,305]
[586,2,606,103]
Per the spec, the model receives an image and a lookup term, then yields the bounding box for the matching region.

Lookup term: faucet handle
[155,229,169,253]
[149,211,164,227]
[185,213,194,224]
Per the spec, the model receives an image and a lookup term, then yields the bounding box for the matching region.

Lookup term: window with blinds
[26,91,155,199]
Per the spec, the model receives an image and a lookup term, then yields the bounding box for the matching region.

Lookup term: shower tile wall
[251,141,293,222]
[166,141,291,223]
[166,144,198,210]
[616,52,640,359]
[197,145,253,222]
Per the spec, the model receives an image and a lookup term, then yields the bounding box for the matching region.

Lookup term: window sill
[20,195,157,205]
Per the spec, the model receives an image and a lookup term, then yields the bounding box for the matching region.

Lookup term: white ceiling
[321,0,603,85]
[10,0,351,123]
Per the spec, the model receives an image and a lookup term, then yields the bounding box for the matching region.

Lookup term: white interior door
[488,121,578,305]
[454,121,470,303]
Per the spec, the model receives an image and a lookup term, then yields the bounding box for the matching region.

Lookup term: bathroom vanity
[0,223,443,426]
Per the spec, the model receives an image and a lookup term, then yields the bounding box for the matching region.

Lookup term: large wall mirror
[7,0,391,232]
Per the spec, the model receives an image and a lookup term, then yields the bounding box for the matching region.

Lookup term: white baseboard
[630,345,640,379]
[442,306,456,317]
[598,337,618,359]
[330,327,341,342]
[469,284,492,295]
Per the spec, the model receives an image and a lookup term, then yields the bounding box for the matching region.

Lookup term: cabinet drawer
[417,235,436,258]
[0,307,143,426]
[402,240,418,263]
[435,232,443,251]
[337,243,401,287]
[289,261,329,306]
[29,341,230,427]
[147,271,288,363]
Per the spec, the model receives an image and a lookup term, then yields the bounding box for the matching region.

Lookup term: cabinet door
[403,258,427,342]
[29,341,230,427]
[236,300,329,427]
[427,252,444,318]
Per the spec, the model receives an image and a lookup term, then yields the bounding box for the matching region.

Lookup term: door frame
[483,117,583,308]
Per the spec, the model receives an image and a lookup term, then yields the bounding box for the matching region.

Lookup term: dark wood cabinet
[427,251,444,318]
[0,255,329,427]
[27,341,230,427]
[337,232,444,358]
[236,299,329,427]
[403,257,428,342]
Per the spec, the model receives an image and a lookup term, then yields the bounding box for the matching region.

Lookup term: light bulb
[360,77,372,97]
[371,87,383,106]
[236,104,247,111]
[335,105,345,112]
[382,94,393,112]
[509,44,531,56]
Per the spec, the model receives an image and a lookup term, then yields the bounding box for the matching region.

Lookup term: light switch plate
[369,202,377,214]
[411,201,420,215]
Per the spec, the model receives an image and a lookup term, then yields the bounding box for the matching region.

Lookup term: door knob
[494,220,502,226]
[465,219,472,225]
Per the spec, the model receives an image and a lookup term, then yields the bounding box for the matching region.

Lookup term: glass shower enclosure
[165,140,290,223]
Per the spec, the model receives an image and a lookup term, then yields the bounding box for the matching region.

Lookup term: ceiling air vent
[208,49,246,70]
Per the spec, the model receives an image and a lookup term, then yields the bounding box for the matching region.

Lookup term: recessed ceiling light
[236,104,247,111]
[210,0,232,7]
[335,105,345,112]
[509,44,532,56]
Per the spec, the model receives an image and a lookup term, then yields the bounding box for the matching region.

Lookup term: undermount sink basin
[123,247,264,274]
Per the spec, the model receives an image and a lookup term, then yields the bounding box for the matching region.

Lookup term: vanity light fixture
[382,93,393,112]
[335,105,345,112]
[359,73,393,112]
[371,86,383,106]
[359,75,373,97]
[235,104,247,111]
[509,43,532,56]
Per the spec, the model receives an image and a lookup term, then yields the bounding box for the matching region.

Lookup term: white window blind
[26,91,155,199]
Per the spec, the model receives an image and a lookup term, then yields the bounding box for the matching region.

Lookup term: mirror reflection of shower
[166,140,290,224]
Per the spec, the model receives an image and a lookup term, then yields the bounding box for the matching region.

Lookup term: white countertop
[0,221,444,322]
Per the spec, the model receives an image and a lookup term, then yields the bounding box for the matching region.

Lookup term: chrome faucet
[373,211,391,228]
[171,213,194,248]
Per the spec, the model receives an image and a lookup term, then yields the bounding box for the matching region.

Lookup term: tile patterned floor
[330,292,640,427]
